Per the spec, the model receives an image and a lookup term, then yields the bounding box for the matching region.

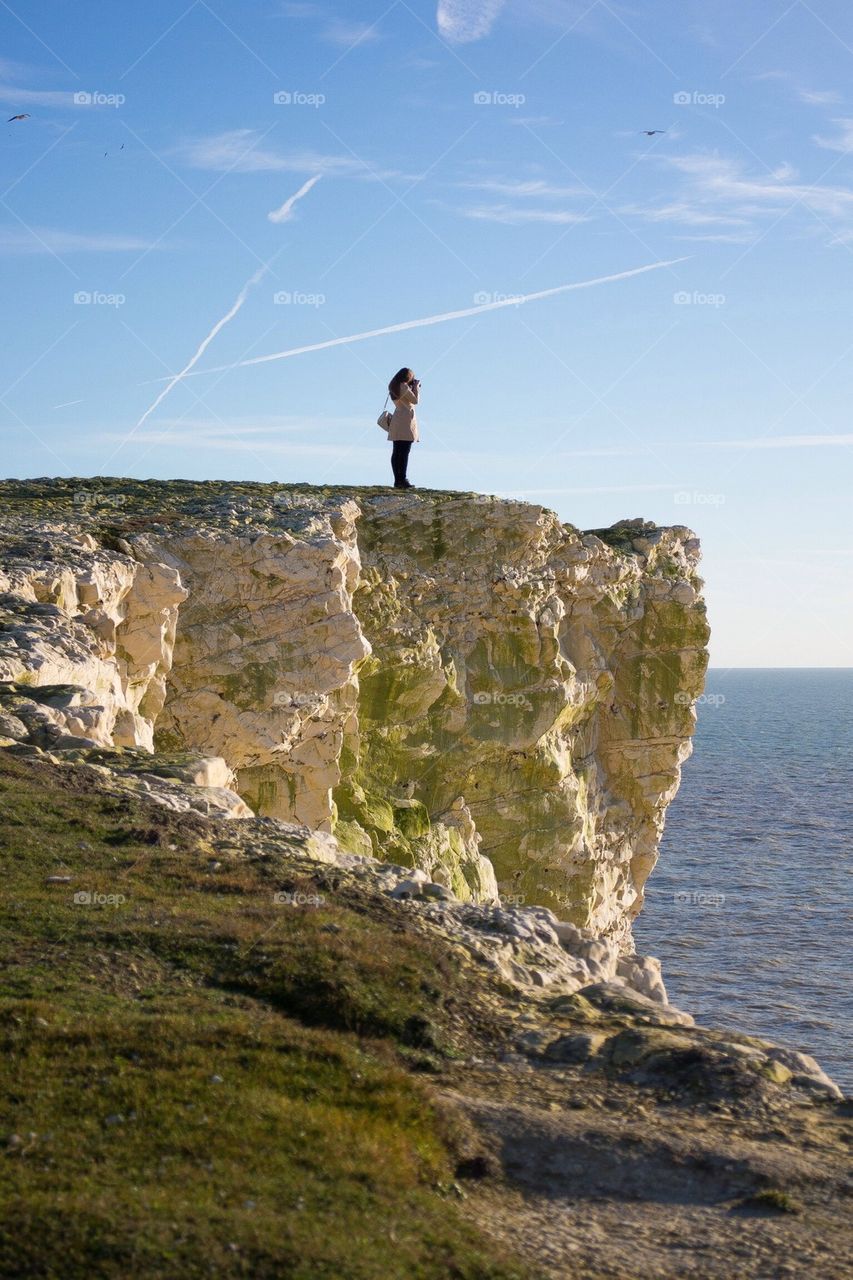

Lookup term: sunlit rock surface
[0,479,709,937]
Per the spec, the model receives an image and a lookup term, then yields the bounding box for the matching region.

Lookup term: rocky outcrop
[342,498,708,935]
[0,528,185,750]
[133,505,369,833]
[0,479,709,941]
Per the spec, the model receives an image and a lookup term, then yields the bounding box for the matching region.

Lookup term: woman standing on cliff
[387,367,419,489]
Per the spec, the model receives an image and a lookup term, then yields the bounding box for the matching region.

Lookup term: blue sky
[2,0,852,666]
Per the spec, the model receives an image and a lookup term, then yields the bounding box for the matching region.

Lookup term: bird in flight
[7,113,30,122]
[640,129,666,136]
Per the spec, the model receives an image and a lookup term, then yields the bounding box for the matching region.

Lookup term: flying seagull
[7,113,30,122]
[640,129,666,136]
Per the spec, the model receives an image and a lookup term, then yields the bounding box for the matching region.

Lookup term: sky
[1,0,852,666]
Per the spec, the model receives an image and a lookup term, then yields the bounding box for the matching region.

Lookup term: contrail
[162,258,687,380]
[268,174,321,224]
[134,262,271,429]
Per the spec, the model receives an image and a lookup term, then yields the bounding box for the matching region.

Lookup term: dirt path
[441,1062,853,1279]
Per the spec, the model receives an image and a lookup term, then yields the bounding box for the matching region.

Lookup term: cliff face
[0,479,709,941]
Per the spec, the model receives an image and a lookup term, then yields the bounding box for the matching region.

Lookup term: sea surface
[634,669,852,1093]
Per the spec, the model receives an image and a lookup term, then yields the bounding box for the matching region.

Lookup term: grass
[0,751,527,1279]
[735,1189,802,1216]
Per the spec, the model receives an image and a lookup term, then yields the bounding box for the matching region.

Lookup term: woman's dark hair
[389,367,414,400]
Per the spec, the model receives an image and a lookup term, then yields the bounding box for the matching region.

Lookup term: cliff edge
[2,479,850,1280]
[0,478,709,942]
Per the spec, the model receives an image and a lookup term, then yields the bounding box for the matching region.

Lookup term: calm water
[634,670,853,1093]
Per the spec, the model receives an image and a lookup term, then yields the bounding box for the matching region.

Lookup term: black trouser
[391,440,412,485]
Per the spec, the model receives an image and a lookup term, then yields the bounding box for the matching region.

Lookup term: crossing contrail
[135,262,271,428]
[268,174,322,223]
[135,175,327,426]
[158,257,687,381]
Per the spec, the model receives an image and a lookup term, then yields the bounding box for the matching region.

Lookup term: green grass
[0,752,527,1279]
[736,1189,802,1216]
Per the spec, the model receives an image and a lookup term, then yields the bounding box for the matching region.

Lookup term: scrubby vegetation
[0,751,526,1279]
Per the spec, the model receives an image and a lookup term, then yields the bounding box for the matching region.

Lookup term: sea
[633,669,852,1093]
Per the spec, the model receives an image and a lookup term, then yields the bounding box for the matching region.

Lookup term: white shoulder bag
[376,394,393,433]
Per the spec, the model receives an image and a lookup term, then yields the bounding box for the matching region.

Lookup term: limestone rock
[0,480,709,937]
[575,981,695,1028]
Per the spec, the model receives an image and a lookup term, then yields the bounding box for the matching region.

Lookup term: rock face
[0,479,709,940]
[344,498,708,935]
[0,528,185,750]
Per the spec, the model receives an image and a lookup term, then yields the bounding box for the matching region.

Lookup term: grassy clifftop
[0,750,526,1279]
[1,750,851,1279]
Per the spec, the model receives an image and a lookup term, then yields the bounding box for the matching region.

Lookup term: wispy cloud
[322,19,382,45]
[628,151,853,244]
[178,130,359,175]
[700,432,853,451]
[509,115,564,129]
[279,4,383,48]
[813,118,853,153]
[621,199,750,228]
[437,0,507,43]
[753,71,843,109]
[98,417,377,456]
[457,204,589,224]
[177,129,408,181]
[0,227,164,253]
[554,433,853,457]
[671,231,756,244]
[451,175,589,225]
[799,88,842,106]
[139,414,364,434]
[459,178,585,198]
[668,151,853,218]
[268,173,322,223]
[0,84,74,108]
[513,483,682,496]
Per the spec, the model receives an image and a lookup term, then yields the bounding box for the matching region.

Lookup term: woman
[387,367,420,489]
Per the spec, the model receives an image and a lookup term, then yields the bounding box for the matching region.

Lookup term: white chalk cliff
[0,479,709,946]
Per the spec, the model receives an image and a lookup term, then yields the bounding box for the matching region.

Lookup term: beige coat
[388,382,419,442]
